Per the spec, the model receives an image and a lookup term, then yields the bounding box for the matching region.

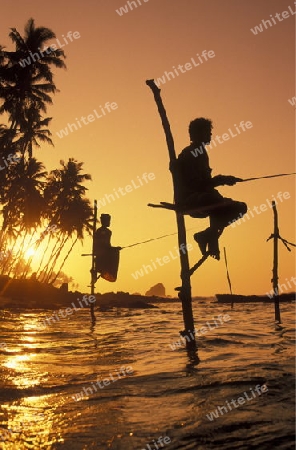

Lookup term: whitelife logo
[206,384,268,421]
[250,2,296,35]
[190,121,253,157]
[229,191,291,228]
[0,153,21,170]
[154,50,215,88]
[72,366,133,401]
[97,172,155,209]
[56,102,118,138]
[19,31,81,67]
[169,314,231,350]
[116,0,149,16]
[131,243,193,280]
[140,435,171,450]
[38,295,96,329]
[266,275,296,298]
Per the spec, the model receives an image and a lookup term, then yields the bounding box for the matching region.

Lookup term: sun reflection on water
[1,398,65,448]
[3,354,41,390]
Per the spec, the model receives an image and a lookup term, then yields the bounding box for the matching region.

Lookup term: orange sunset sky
[1,0,295,297]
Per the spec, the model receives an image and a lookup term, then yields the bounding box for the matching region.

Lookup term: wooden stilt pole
[146,80,196,352]
[271,201,281,323]
[223,247,234,309]
[90,200,98,325]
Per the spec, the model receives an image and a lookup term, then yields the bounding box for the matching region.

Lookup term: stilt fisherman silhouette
[173,118,247,260]
[93,214,121,282]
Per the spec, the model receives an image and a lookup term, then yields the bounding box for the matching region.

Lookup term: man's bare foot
[208,232,220,260]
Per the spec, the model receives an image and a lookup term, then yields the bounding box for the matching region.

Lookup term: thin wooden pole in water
[146,79,196,352]
[271,201,281,323]
[90,200,98,325]
[223,247,234,309]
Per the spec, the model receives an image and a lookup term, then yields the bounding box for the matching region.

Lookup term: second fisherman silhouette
[94,214,121,282]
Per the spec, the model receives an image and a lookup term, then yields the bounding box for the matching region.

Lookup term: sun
[25,248,35,258]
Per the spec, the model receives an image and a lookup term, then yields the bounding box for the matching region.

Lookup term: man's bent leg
[212,199,247,229]
[194,228,212,255]
[190,193,246,260]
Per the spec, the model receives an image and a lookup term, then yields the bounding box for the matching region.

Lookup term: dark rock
[145,283,166,297]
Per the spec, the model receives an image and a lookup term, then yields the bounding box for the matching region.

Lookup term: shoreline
[0,276,294,310]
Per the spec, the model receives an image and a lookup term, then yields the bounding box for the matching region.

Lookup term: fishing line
[121,227,199,249]
[82,227,199,255]
[239,172,296,183]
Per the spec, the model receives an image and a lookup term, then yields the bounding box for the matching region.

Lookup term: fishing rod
[81,226,199,256]
[237,172,296,183]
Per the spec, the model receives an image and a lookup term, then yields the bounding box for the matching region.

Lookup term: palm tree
[50,197,93,284]
[1,158,47,277]
[9,158,47,228]
[43,158,91,225]
[41,159,92,280]
[16,106,54,159]
[1,18,66,115]
[0,18,66,158]
[0,20,95,286]
[0,124,20,158]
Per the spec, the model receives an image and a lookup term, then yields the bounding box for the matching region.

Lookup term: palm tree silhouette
[41,159,92,282]
[0,18,65,158]
[16,106,54,159]
[3,158,47,277]
[50,196,93,284]
[0,20,93,286]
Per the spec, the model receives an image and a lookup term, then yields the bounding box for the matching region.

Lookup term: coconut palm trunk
[8,230,28,277]
[50,237,78,284]
[38,231,64,281]
[35,233,53,277]
[44,235,69,283]
[0,233,16,275]
[10,231,34,278]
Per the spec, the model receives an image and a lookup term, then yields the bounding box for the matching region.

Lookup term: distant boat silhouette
[216,293,295,303]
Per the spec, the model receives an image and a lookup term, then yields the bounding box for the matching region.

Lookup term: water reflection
[0,315,65,447]
[1,400,64,448]
[0,303,294,448]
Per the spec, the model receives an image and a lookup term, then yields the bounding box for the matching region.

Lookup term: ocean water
[0,299,295,450]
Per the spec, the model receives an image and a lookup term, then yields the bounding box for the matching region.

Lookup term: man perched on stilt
[93,214,121,282]
[174,117,247,260]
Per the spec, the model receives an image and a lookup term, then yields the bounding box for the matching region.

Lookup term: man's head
[100,214,111,227]
[189,117,213,144]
